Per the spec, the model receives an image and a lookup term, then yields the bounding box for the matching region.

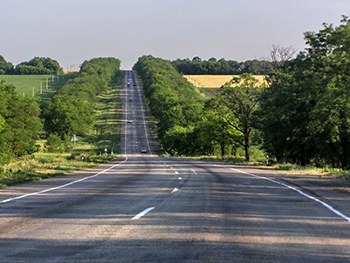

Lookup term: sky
[1,0,349,70]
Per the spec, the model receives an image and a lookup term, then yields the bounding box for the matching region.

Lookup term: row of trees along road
[134,55,263,158]
[0,57,120,165]
[41,57,121,145]
[135,17,350,169]
[133,55,205,155]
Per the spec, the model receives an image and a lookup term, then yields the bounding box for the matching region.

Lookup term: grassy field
[184,75,267,88]
[0,74,77,103]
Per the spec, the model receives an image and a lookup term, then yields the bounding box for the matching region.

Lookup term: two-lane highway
[1,71,350,262]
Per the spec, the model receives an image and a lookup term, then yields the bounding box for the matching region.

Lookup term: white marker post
[71,134,78,153]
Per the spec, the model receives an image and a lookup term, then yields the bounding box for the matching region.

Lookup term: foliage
[172,57,276,75]
[14,57,63,75]
[134,55,205,155]
[210,74,265,161]
[256,16,350,169]
[41,57,121,139]
[0,81,42,164]
[0,55,14,74]
[45,133,66,153]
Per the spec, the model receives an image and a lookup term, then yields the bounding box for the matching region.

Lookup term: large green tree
[257,16,350,168]
[42,95,94,138]
[213,74,264,161]
[0,55,14,74]
[0,81,42,163]
[14,57,63,75]
[304,16,350,169]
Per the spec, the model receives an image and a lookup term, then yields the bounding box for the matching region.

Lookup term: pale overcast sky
[1,0,349,70]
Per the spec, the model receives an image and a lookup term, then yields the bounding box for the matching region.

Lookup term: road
[0,70,350,262]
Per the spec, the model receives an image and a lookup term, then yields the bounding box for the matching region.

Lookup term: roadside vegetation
[0,57,123,187]
[2,16,350,187]
[135,17,350,178]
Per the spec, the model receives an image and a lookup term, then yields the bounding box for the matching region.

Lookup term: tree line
[135,16,350,169]
[133,55,205,154]
[0,57,120,165]
[134,55,263,158]
[172,57,277,75]
[0,56,63,75]
[41,57,121,151]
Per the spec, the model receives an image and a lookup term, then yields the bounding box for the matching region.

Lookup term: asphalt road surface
[1,71,350,262]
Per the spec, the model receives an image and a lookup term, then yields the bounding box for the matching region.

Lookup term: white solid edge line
[0,159,127,204]
[132,207,155,220]
[230,167,350,223]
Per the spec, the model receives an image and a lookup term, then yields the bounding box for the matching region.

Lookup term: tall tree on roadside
[0,81,42,163]
[256,16,350,168]
[304,16,350,169]
[0,55,14,74]
[213,73,264,161]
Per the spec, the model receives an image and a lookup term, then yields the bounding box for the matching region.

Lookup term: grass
[184,75,267,88]
[0,74,77,104]
[0,71,124,187]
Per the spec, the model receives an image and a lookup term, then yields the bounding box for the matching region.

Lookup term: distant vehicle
[127,120,133,123]
[133,83,136,87]
[127,82,131,87]
[140,147,147,153]
[128,97,132,101]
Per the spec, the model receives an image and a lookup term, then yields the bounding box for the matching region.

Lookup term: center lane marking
[132,207,155,220]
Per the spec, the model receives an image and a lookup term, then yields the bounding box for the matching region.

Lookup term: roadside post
[71,135,78,153]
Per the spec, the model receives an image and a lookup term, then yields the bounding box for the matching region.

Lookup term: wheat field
[184,75,267,88]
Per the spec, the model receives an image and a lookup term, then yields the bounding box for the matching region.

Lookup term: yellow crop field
[184,75,267,88]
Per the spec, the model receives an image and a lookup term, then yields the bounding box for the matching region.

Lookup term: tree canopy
[14,57,63,75]
[0,81,42,164]
[172,57,275,75]
[0,55,14,74]
[255,16,350,168]
[42,57,121,139]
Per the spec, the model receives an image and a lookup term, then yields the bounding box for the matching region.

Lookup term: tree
[194,107,239,157]
[303,16,350,169]
[14,57,63,74]
[0,55,14,74]
[256,16,350,168]
[254,70,316,165]
[269,45,297,70]
[42,95,94,138]
[0,82,42,162]
[213,74,264,161]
